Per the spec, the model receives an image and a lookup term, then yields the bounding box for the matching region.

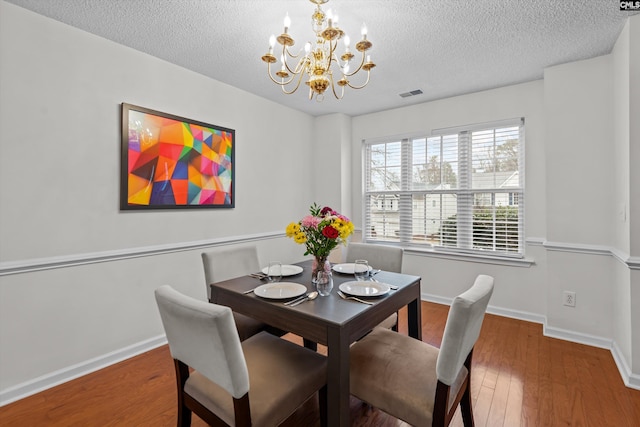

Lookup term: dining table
[209,259,422,427]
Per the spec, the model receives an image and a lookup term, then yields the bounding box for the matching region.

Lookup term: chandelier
[261,0,375,102]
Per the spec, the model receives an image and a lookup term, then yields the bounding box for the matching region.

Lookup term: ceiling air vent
[399,89,423,98]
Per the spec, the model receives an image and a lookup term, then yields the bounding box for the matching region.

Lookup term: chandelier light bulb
[305,42,311,54]
[284,13,291,32]
[344,35,350,49]
[268,34,276,54]
[361,23,367,38]
[344,63,350,74]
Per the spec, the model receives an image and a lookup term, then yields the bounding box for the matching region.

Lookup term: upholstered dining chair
[155,285,328,427]
[201,246,269,341]
[345,242,404,330]
[349,274,494,427]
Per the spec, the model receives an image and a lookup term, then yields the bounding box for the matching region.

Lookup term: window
[363,119,524,256]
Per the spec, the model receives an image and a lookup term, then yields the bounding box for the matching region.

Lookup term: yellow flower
[286,222,300,237]
[294,232,307,244]
[333,218,354,239]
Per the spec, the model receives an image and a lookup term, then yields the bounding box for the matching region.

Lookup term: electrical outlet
[563,291,576,307]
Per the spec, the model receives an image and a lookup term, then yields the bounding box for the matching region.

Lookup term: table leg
[408,295,422,340]
[326,327,350,427]
[303,338,317,351]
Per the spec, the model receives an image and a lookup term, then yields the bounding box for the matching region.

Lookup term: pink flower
[301,215,321,228]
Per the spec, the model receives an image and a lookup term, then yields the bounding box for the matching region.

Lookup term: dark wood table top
[210,259,422,426]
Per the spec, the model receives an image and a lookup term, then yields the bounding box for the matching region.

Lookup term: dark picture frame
[120,103,235,210]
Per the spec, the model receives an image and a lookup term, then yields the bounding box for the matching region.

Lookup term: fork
[338,291,374,305]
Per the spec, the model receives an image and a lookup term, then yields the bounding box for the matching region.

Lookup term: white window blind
[363,118,525,257]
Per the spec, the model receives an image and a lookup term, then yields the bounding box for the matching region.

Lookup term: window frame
[362,118,525,259]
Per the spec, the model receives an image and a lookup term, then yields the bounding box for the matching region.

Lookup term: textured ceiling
[5,0,638,117]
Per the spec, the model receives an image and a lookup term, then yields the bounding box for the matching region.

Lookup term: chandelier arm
[329,74,345,100]
[293,56,309,75]
[345,70,371,90]
[266,61,298,86]
[280,45,300,75]
[326,39,338,70]
[285,45,303,59]
[344,51,366,77]
[280,69,306,95]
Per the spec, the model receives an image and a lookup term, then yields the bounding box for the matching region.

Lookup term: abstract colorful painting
[120,103,234,210]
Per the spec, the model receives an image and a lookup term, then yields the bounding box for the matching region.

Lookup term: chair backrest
[344,242,404,273]
[202,246,261,299]
[154,285,250,399]
[436,275,494,385]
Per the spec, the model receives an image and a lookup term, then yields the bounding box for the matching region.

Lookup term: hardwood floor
[1,301,639,426]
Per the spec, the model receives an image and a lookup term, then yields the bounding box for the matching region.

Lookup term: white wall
[612,17,634,378]
[544,56,614,247]
[0,1,316,402]
[625,15,640,376]
[610,15,640,379]
[630,17,640,260]
[543,55,615,339]
[312,113,352,217]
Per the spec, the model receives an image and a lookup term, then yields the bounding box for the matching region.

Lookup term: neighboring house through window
[363,118,525,257]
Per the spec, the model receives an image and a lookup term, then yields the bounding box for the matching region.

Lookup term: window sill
[403,247,535,267]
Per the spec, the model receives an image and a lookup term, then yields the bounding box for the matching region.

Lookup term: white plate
[332,263,373,274]
[339,281,390,297]
[261,264,304,276]
[254,282,307,299]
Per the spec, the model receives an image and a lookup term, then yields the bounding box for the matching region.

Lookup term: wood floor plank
[536,331,555,426]
[1,301,639,427]
[484,322,511,426]
[561,342,588,427]
[501,320,528,427]
[521,321,541,427]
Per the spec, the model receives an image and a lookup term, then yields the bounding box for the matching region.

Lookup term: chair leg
[174,360,192,427]
[177,402,192,427]
[460,383,474,427]
[318,385,328,427]
[460,350,475,427]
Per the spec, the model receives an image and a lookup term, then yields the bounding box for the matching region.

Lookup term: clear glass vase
[311,256,331,284]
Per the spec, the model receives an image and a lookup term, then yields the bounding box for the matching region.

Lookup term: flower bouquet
[286,203,355,281]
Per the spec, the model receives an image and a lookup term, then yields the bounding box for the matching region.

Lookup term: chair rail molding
[540,239,640,270]
[0,231,285,277]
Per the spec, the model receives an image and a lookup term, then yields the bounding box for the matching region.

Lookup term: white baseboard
[611,341,640,390]
[0,335,167,406]
[422,292,638,390]
[543,324,613,350]
[421,292,546,325]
